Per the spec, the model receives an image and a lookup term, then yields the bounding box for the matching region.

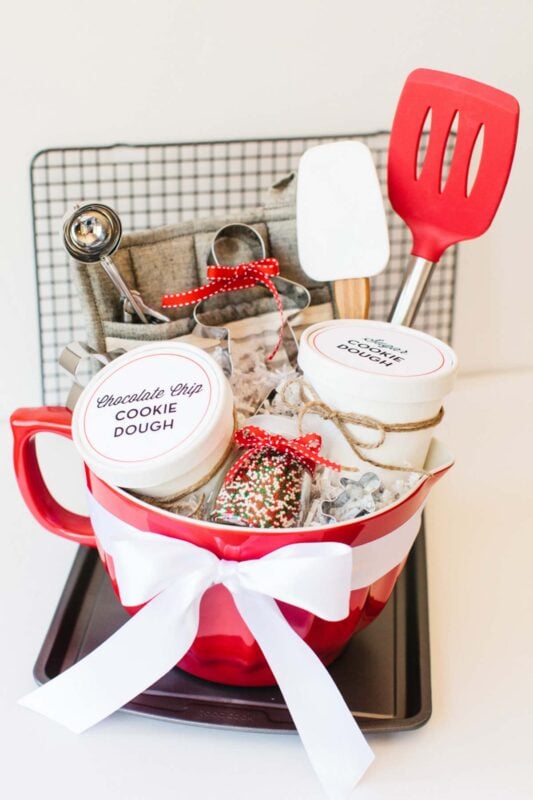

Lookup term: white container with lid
[297,319,458,475]
[72,341,234,498]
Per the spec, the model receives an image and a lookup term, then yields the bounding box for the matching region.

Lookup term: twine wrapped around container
[281,378,444,476]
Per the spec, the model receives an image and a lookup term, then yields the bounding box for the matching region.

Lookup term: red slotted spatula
[388,68,519,326]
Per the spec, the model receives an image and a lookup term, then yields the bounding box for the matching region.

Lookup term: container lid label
[81,351,213,463]
[311,324,447,377]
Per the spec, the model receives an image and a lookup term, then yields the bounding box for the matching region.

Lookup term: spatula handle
[388,256,436,327]
[332,277,371,320]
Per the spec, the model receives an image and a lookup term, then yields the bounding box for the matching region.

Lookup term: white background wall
[1,0,532,417]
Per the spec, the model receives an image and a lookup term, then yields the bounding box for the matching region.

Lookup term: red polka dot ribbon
[161,258,285,361]
[225,425,342,484]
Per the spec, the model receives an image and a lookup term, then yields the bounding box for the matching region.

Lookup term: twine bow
[225,425,341,484]
[161,258,285,360]
[281,379,445,475]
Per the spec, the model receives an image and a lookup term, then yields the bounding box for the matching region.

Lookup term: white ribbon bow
[20,496,422,799]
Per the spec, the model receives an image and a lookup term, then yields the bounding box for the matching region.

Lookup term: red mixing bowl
[11,405,452,686]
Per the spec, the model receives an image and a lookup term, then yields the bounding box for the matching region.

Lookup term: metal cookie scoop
[62,203,169,325]
[121,290,170,324]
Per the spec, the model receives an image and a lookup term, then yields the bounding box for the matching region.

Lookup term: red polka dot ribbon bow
[161,258,285,361]
[225,425,342,484]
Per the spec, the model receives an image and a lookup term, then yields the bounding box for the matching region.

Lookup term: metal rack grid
[31,133,457,405]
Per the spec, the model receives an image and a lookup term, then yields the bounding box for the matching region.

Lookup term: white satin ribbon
[20,497,422,799]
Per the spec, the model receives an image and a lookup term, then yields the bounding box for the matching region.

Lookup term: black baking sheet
[33,524,431,733]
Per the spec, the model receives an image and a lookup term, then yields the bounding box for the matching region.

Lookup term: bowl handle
[10,406,96,547]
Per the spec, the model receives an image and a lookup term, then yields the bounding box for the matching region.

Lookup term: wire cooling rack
[31,133,457,404]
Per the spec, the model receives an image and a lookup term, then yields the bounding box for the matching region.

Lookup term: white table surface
[2,368,532,799]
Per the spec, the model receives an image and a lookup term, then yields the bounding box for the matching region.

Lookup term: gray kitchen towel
[71,174,332,352]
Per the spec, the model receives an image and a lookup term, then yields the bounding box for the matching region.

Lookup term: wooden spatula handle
[332,277,370,320]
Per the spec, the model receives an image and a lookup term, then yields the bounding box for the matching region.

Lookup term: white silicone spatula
[297,141,389,318]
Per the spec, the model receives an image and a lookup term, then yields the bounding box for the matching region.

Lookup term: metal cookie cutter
[62,203,169,325]
[321,473,382,523]
[193,223,310,377]
[59,341,125,410]
[209,222,267,265]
